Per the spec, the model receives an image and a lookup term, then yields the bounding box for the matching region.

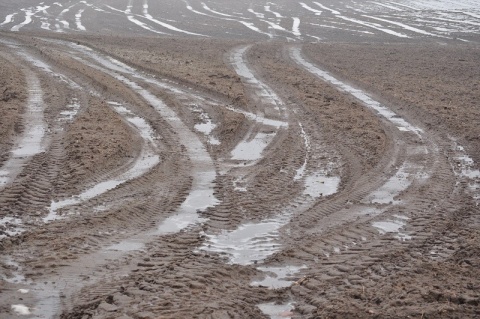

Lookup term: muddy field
[0,0,479,318]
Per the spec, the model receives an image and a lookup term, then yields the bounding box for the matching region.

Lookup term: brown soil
[249,42,388,172]
[303,42,480,163]
[0,32,478,319]
[0,52,26,162]
[59,98,141,194]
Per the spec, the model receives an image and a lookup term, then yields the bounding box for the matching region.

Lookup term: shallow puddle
[294,123,310,180]
[11,304,31,315]
[363,159,429,205]
[2,257,27,284]
[229,45,288,163]
[449,141,479,204]
[304,172,340,198]
[231,132,277,161]
[195,119,220,145]
[156,170,219,234]
[0,217,25,240]
[106,240,145,252]
[59,98,80,121]
[251,265,307,289]
[258,302,294,319]
[200,215,289,265]
[372,215,411,241]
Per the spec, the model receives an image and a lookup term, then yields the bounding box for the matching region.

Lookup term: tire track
[245,45,469,315]
[0,38,101,240]
[227,45,288,164]
[59,41,220,233]
[0,38,188,317]
[46,101,161,221]
[199,45,344,299]
[0,40,222,317]
[0,55,46,190]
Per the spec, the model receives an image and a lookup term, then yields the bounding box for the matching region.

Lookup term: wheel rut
[0,34,478,319]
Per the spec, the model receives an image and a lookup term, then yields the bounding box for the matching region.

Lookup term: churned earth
[0,0,479,319]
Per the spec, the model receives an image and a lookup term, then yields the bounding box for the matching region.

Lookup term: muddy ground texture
[0,32,479,319]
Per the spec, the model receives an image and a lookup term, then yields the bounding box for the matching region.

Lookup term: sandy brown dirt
[0,29,479,319]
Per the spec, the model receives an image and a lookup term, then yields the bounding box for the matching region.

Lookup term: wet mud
[0,1,479,318]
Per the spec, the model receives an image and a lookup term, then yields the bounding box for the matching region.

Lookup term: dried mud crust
[303,42,480,163]
[0,52,27,162]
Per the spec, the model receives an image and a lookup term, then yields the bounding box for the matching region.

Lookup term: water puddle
[200,214,289,265]
[51,41,221,233]
[231,132,277,161]
[2,257,27,284]
[0,13,17,26]
[106,240,145,252]
[201,170,340,297]
[156,170,219,234]
[304,172,341,198]
[225,106,287,129]
[31,282,60,318]
[229,45,287,163]
[450,142,480,204]
[363,163,413,204]
[258,302,294,319]
[11,304,31,315]
[232,46,283,109]
[292,17,302,37]
[192,107,220,145]
[233,176,247,192]
[294,123,310,180]
[455,154,480,179]
[59,98,80,121]
[372,215,411,241]
[142,0,206,36]
[75,9,86,31]
[252,265,307,289]
[0,217,25,240]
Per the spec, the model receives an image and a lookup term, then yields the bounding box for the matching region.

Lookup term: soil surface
[0,1,479,319]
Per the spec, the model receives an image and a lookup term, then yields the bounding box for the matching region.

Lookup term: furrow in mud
[29,40,345,318]
[47,100,161,220]
[0,38,190,317]
[0,54,46,190]
[0,39,223,318]
[62,41,219,233]
[243,45,475,317]
[0,19,478,318]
